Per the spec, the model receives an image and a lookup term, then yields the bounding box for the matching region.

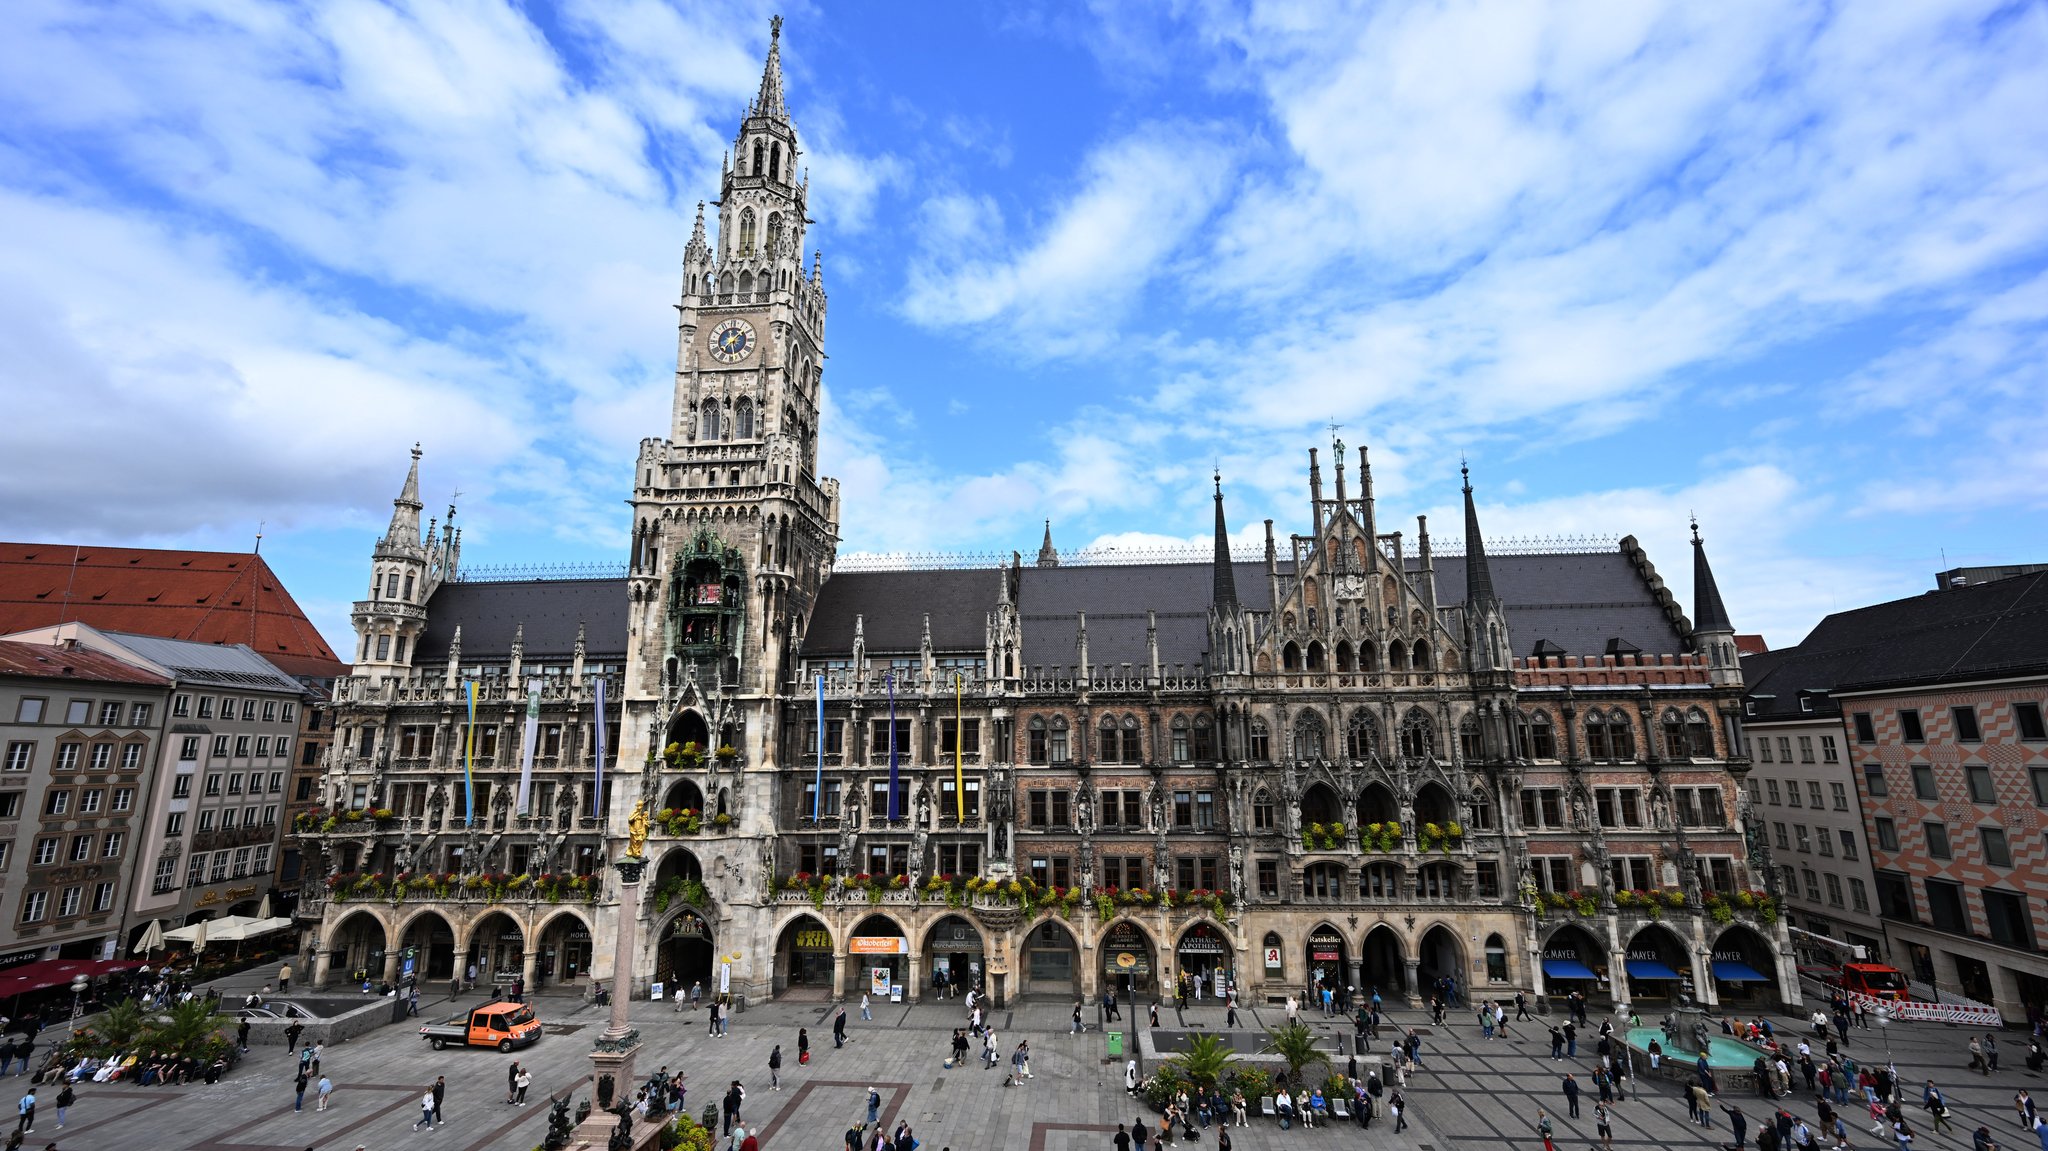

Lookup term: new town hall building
[297,21,1798,1013]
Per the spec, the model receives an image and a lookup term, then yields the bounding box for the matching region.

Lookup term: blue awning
[1543,958,1599,980]
[1712,960,1770,983]
[1625,959,1682,980]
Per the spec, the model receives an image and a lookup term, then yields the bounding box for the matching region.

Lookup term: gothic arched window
[1518,711,1556,760]
[739,208,757,256]
[1281,642,1301,671]
[1685,708,1716,758]
[1292,710,1326,761]
[1346,709,1380,761]
[1458,715,1481,760]
[1400,709,1435,759]
[1661,709,1688,760]
[1048,716,1070,764]
[1121,715,1143,763]
[734,399,754,439]
[1306,641,1326,671]
[1411,639,1431,670]
[699,399,719,441]
[1171,716,1191,763]
[769,142,782,182]
[751,139,765,175]
[1249,719,1271,761]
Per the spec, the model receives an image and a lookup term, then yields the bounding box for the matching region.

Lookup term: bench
[1259,1095,1276,1118]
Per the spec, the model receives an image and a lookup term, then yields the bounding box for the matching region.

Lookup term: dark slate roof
[807,569,998,655]
[1745,571,2048,712]
[1419,552,1688,658]
[414,578,628,662]
[1017,561,1273,671]
[803,548,1688,668]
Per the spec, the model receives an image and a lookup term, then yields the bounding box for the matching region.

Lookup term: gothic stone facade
[297,22,1795,1010]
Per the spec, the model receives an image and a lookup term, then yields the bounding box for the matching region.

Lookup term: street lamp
[68,974,90,1031]
[1875,1003,1891,1057]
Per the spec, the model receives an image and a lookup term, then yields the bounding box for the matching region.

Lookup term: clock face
[708,318,755,364]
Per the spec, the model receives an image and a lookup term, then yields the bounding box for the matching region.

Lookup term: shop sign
[1108,951,1150,974]
[0,948,47,972]
[1626,949,1669,962]
[1104,922,1147,948]
[1309,931,1343,962]
[1264,947,1283,970]
[1711,949,1745,962]
[793,929,833,952]
[196,884,260,907]
[871,967,892,997]
[1543,947,1582,960]
[1178,935,1228,955]
[850,936,908,955]
[937,923,982,948]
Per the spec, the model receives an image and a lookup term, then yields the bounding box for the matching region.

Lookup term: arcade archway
[1026,919,1081,998]
[1623,924,1693,1005]
[1307,922,1351,1000]
[848,913,909,999]
[774,914,833,997]
[1174,921,1233,1000]
[1541,924,1608,1001]
[466,910,525,989]
[1361,924,1405,1000]
[398,909,456,981]
[331,910,387,986]
[654,908,713,995]
[1710,924,1780,1005]
[923,915,985,998]
[1417,924,1466,1002]
[536,909,593,987]
[1098,920,1155,999]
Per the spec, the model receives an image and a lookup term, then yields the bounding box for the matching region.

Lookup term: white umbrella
[191,919,208,955]
[257,894,272,920]
[132,919,165,955]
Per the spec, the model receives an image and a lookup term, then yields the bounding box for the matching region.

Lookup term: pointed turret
[1212,472,1238,610]
[384,443,424,546]
[1461,464,1498,609]
[1037,520,1059,568]
[1690,519,1742,687]
[1359,445,1379,560]
[752,15,789,123]
[1691,519,1733,634]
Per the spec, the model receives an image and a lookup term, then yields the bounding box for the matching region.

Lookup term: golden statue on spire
[627,798,650,858]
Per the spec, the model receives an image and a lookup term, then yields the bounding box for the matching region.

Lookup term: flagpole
[813,674,824,821]
[593,677,608,821]
[954,672,965,822]
[463,680,476,827]
[887,673,899,822]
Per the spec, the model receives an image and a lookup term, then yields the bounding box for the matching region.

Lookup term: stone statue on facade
[627,799,650,857]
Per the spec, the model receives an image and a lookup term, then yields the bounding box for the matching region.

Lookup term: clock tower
[614,15,840,902]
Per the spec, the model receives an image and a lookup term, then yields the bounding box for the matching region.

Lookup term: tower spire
[385,443,424,545]
[1037,520,1059,568]
[1461,462,1498,608]
[1690,518,1734,634]
[1212,472,1238,609]
[752,15,788,122]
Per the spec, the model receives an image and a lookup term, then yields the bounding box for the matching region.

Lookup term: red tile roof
[1735,633,1770,656]
[0,543,347,678]
[0,638,170,686]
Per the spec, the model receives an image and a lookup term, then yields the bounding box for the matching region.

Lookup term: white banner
[516,680,541,814]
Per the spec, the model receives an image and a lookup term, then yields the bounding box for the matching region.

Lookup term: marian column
[573,801,658,1151]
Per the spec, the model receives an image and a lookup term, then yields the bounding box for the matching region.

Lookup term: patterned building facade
[297,20,1796,1011]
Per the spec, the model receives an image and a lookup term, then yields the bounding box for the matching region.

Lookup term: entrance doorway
[1175,922,1233,1001]
[1417,925,1465,1003]
[1541,924,1608,1002]
[1361,924,1404,1001]
[1308,923,1352,1005]
[1099,920,1155,999]
[656,909,714,994]
[333,911,387,985]
[467,911,525,990]
[1709,925,1780,1006]
[1027,920,1080,997]
[775,915,833,997]
[924,915,984,999]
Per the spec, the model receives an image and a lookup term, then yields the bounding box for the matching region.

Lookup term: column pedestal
[1404,959,1422,1007]
[569,855,662,1151]
[313,947,333,989]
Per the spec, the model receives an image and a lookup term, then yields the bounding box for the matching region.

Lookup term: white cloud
[901,125,1236,351]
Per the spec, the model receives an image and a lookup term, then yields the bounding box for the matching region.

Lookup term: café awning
[1625,959,1683,980]
[1712,960,1771,983]
[1542,958,1599,981]
[0,959,143,1000]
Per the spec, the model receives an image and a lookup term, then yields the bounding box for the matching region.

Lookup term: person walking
[1536,1107,1555,1151]
[769,1045,782,1091]
[284,1020,304,1051]
[1016,1040,1033,1079]
[1073,1003,1085,1035]
[1563,1074,1581,1119]
[866,1087,882,1127]
[414,1088,437,1131]
[2016,1089,2037,1131]
[861,993,872,1022]
[1225,996,1239,1029]
[51,1086,71,1131]
[1391,1089,1408,1133]
[237,1018,251,1052]
[432,1075,446,1124]
[1132,1115,1148,1151]
[278,963,293,993]
[310,1042,324,1076]
[834,1007,849,1049]
[316,1074,333,1112]
[1115,1122,1131,1151]
[1594,1102,1613,1150]
[13,1089,31,1136]
[799,1027,811,1066]
[294,1068,309,1112]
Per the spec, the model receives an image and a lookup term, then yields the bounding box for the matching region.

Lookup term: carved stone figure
[627,799,651,857]
[1650,789,1672,831]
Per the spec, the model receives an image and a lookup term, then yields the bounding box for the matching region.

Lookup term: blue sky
[3,0,2046,655]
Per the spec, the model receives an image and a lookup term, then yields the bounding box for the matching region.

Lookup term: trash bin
[1107,1030,1124,1058]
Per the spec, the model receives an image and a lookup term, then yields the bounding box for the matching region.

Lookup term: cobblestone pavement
[12,979,2040,1151]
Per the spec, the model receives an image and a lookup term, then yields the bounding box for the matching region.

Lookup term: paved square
[18,980,2041,1151]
